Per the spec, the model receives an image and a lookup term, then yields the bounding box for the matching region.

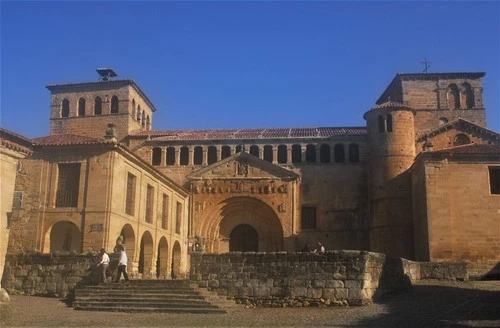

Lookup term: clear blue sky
[1,1,499,138]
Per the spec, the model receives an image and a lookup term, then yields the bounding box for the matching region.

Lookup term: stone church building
[2,69,499,280]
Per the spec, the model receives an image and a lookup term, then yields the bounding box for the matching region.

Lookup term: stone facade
[2,69,499,281]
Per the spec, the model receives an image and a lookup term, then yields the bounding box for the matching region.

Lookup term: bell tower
[46,68,156,141]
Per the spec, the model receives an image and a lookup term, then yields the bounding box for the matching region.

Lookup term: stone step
[75,292,205,299]
[74,300,219,308]
[73,304,227,314]
[76,287,200,294]
[75,296,209,303]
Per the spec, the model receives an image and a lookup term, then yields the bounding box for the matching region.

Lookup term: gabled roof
[0,128,33,155]
[416,118,500,143]
[46,79,156,112]
[186,151,299,181]
[377,72,485,104]
[131,127,367,141]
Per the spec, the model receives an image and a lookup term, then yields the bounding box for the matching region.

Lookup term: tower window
[447,84,460,110]
[263,145,273,163]
[146,115,151,130]
[320,144,330,163]
[61,99,70,118]
[137,105,141,123]
[235,145,242,153]
[132,99,136,118]
[378,115,385,133]
[292,144,302,163]
[349,143,359,163]
[386,114,393,132]
[306,144,316,163]
[111,95,119,113]
[221,146,231,159]
[94,97,102,115]
[141,111,146,128]
[78,98,86,117]
[152,147,162,166]
[334,144,345,163]
[461,83,474,109]
[277,145,287,164]
[208,146,217,164]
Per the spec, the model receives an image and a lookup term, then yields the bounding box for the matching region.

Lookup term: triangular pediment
[417,119,500,145]
[186,151,298,181]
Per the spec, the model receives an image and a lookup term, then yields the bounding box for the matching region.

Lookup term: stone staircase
[73,279,228,313]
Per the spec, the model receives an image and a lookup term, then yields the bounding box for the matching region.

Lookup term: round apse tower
[363,100,416,259]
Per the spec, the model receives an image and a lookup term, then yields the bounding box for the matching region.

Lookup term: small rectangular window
[12,191,23,208]
[175,201,182,234]
[301,206,316,229]
[56,163,80,207]
[125,173,136,215]
[489,167,500,195]
[145,184,154,223]
[162,194,169,230]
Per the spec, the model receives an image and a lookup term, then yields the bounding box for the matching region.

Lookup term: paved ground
[1,280,499,327]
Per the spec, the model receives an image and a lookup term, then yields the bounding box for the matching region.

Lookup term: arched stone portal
[171,241,181,279]
[210,197,284,253]
[157,237,169,279]
[47,221,81,253]
[138,231,153,276]
[230,224,258,251]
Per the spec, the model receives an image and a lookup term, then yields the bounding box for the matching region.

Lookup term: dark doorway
[229,224,258,252]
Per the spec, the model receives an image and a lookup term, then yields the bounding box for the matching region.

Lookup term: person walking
[115,249,130,283]
[97,248,110,283]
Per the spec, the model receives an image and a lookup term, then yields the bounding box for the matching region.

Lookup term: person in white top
[114,249,130,283]
[97,248,110,283]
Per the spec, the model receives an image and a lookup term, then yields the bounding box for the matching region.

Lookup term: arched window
[461,83,474,109]
[250,145,259,157]
[166,147,175,165]
[193,146,203,165]
[349,144,359,163]
[152,147,162,166]
[263,145,273,163]
[447,84,460,109]
[378,115,385,133]
[94,97,102,115]
[454,134,470,146]
[78,98,86,117]
[111,95,119,113]
[439,117,448,126]
[221,146,231,159]
[61,99,70,118]
[236,145,242,153]
[132,99,136,118]
[277,145,287,164]
[137,105,141,123]
[306,144,316,163]
[334,144,345,163]
[320,144,330,163]
[386,114,393,132]
[146,115,151,130]
[292,144,302,163]
[207,146,217,164]
[141,111,146,127]
[179,146,189,165]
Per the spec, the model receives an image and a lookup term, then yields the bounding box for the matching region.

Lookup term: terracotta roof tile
[429,143,500,155]
[32,134,110,146]
[134,127,367,140]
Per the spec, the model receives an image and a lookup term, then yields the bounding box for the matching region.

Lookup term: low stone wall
[1,253,103,298]
[190,251,411,306]
[190,251,470,307]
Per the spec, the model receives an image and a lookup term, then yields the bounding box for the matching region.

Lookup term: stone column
[161,147,166,166]
[188,146,194,166]
[216,146,222,161]
[259,147,264,160]
[272,145,278,164]
[287,145,292,164]
[175,147,180,165]
[202,147,208,165]
[301,145,307,163]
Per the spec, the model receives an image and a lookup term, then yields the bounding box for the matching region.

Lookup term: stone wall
[190,251,418,307]
[1,253,102,298]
